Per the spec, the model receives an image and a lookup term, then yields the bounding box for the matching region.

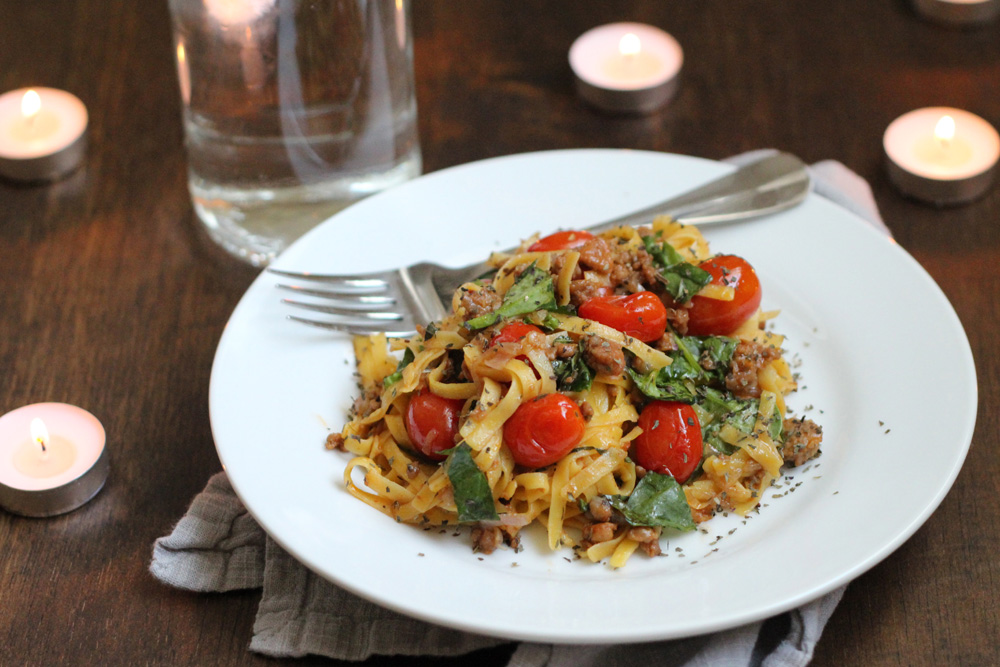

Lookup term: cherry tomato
[503,393,586,468]
[489,321,544,347]
[578,291,668,343]
[685,255,762,336]
[632,401,702,483]
[404,389,464,461]
[528,230,595,252]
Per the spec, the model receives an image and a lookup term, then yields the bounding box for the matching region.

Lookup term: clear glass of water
[169,0,421,266]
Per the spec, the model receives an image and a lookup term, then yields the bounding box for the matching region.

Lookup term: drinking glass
[169,0,421,266]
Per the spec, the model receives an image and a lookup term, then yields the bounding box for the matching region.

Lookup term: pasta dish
[327,218,822,568]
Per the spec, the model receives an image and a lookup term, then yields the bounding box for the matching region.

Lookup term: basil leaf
[609,472,695,532]
[465,263,557,330]
[642,235,712,303]
[553,346,595,392]
[699,336,739,382]
[382,347,415,387]
[444,442,499,522]
[627,366,698,403]
[697,387,783,456]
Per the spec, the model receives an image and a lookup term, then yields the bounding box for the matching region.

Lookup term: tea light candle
[569,23,683,114]
[0,403,108,517]
[912,0,999,26]
[0,87,88,182]
[884,107,1000,205]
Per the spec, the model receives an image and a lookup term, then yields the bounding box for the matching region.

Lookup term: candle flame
[935,115,956,146]
[21,89,41,119]
[30,417,49,453]
[619,33,641,57]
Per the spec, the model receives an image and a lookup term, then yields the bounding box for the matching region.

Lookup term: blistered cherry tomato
[405,389,464,461]
[578,291,668,343]
[489,321,544,346]
[685,255,762,336]
[528,230,595,252]
[503,393,586,468]
[633,401,702,484]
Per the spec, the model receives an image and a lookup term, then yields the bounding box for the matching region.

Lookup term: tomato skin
[489,322,544,347]
[632,401,702,484]
[578,291,668,343]
[528,230,595,252]
[404,389,465,461]
[503,393,586,468]
[686,255,762,336]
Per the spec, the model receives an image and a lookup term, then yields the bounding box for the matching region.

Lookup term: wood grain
[0,1,997,664]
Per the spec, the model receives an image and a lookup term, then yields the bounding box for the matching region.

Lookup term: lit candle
[0,403,108,517]
[912,0,999,26]
[884,107,999,205]
[0,87,88,183]
[569,22,683,114]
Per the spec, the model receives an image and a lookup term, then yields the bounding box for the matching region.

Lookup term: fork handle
[585,151,811,232]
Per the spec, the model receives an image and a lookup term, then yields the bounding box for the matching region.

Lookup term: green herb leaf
[553,346,595,392]
[465,263,557,330]
[697,387,783,456]
[627,335,738,402]
[627,366,698,402]
[423,322,439,341]
[609,472,695,532]
[642,235,712,303]
[444,442,499,523]
[382,347,415,387]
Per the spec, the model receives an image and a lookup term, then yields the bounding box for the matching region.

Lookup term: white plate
[210,150,977,644]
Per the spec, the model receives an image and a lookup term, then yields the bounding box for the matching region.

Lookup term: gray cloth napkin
[151,154,886,666]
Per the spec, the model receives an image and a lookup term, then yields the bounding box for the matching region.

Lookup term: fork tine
[281,299,405,321]
[268,268,390,293]
[276,284,397,308]
[286,315,416,337]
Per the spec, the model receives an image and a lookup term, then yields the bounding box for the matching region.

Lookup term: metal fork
[270,152,811,336]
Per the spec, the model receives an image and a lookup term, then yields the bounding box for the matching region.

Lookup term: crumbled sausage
[351,388,381,419]
[577,237,614,273]
[666,307,689,336]
[471,525,503,554]
[639,540,662,557]
[325,432,345,450]
[781,417,823,467]
[588,495,613,522]
[582,522,616,543]
[579,401,595,422]
[459,286,501,319]
[405,462,420,479]
[568,275,612,306]
[725,340,780,399]
[553,341,577,358]
[626,526,660,543]
[581,334,626,378]
[607,243,660,294]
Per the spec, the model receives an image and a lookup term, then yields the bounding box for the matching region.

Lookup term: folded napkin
[151,154,886,666]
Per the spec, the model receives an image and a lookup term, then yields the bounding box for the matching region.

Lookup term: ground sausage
[471,525,503,554]
[325,432,345,450]
[576,237,614,273]
[725,340,781,399]
[588,496,613,522]
[583,522,616,544]
[459,286,501,319]
[781,417,823,466]
[568,275,612,307]
[581,334,626,378]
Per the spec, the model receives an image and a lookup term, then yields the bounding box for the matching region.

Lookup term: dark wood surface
[1,1,998,664]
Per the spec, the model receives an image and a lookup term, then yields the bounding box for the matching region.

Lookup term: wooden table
[2,1,997,664]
